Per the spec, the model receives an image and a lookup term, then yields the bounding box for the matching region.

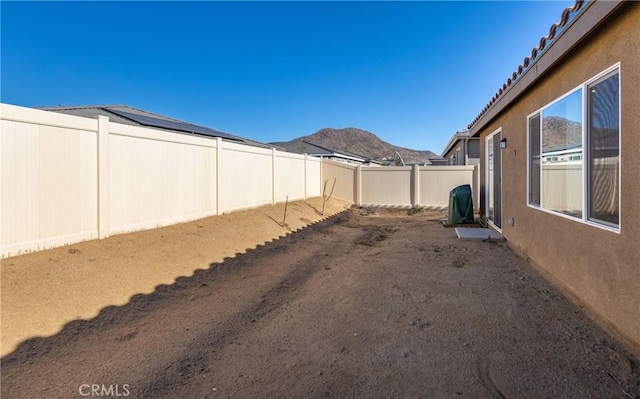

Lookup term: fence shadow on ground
[0,211,350,367]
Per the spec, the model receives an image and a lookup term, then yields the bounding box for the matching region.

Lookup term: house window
[528,113,541,206]
[587,70,620,227]
[527,65,620,231]
[541,88,583,218]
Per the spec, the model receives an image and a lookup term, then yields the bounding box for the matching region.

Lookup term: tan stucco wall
[476,3,640,353]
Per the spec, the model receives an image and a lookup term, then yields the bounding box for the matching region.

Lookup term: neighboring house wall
[321,159,479,209]
[1,104,322,258]
[467,139,480,165]
[445,145,462,165]
[472,2,640,352]
[443,137,480,166]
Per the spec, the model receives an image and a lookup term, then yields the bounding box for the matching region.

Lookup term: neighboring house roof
[467,0,623,133]
[428,155,447,164]
[441,129,473,157]
[40,105,274,149]
[276,140,378,164]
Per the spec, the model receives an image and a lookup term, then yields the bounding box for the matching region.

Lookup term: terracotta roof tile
[467,0,585,130]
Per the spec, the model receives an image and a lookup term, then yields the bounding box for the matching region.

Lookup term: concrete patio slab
[455,227,504,241]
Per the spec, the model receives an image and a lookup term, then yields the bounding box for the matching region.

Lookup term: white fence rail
[419,166,479,208]
[1,103,320,258]
[2,103,479,258]
[321,159,479,209]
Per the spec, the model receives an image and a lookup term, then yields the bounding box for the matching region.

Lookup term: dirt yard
[2,199,639,398]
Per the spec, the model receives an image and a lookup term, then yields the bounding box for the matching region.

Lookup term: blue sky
[1,1,574,153]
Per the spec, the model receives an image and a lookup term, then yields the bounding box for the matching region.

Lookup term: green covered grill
[448,184,474,225]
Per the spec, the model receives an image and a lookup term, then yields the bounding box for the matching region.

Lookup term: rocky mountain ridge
[271,127,436,165]
[541,116,582,151]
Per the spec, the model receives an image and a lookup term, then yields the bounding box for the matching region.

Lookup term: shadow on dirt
[1,211,352,370]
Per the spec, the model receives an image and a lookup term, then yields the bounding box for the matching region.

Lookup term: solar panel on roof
[106,108,243,141]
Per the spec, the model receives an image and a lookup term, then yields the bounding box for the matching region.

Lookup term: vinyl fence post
[320,158,325,197]
[304,154,308,200]
[412,164,420,207]
[355,165,362,206]
[216,137,222,215]
[97,115,110,239]
[272,147,276,205]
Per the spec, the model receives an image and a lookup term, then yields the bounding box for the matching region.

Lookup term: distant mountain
[271,127,437,165]
[542,116,582,151]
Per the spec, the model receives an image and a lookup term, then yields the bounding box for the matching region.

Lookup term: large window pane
[588,72,619,226]
[525,66,620,231]
[528,113,541,206]
[541,89,583,218]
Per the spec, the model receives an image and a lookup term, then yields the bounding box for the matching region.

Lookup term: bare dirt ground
[0,197,350,358]
[2,201,639,398]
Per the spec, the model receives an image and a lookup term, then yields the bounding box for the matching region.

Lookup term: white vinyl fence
[322,159,479,209]
[2,103,479,258]
[1,103,321,258]
[541,164,583,215]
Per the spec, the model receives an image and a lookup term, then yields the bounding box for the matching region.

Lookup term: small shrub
[408,205,424,216]
[357,206,376,216]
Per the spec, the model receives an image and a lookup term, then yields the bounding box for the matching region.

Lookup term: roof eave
[469,0,625,137]
[441,130,471,157]
[441,135,460,157]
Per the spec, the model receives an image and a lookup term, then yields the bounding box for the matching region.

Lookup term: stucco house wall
[473,2,639,353]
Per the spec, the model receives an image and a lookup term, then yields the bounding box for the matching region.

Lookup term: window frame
[526,63,621,233]
[526,110,541,207]
[486,127,503,231]
[585,67,621,229]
